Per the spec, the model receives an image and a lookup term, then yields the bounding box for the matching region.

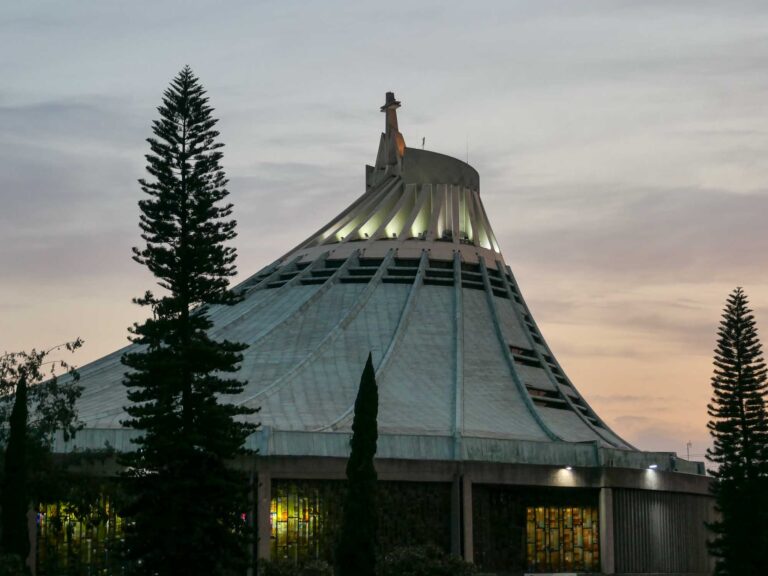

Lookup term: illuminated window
[269,479,452,564]
[525,505,599,572]
[37,496,124,575]
[270,480,342,563]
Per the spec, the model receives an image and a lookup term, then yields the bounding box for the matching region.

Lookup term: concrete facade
[252,455,713,575]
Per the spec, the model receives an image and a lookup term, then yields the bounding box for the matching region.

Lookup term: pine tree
[121,66,257,576]
[706,287,768,575]
[337,353,378,576]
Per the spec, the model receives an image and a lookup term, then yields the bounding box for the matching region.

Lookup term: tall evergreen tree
[337,353,378,576]
[706,287,768,575]
[121,66,256,576]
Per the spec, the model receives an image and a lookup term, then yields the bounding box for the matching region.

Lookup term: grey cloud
[589,394,680,405]
[530,295,721,355]
[0,140,139,239]
[0,228,136,284]
[492,186,768,284]
[0,98,146,149]
[611,413,710,454]
[541,342,648,360]
[230,162,361,214]
[0,99,146,285]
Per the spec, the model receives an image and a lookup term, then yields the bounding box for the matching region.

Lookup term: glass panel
[37,495,125,575]
[525,504,600,573]
[270,479,452,565]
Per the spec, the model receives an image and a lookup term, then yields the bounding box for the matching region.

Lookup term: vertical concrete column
[599,487,615,575]
[247,469,256,576]
[450,475,462,556]
[462,475,473,563]
[256,472,272,563]
[27,508,37,576]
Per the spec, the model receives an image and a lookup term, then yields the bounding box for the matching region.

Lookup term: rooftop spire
[381,91,405,159]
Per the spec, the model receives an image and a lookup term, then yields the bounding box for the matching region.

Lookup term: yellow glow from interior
[526,504,599,572]
[38,498,124,571]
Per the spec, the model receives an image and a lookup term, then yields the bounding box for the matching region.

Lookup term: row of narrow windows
[34,483,712,575]
[269,481,600,574]
[255,257,514,295]
[242,258,602,430]
[509,344,602,428]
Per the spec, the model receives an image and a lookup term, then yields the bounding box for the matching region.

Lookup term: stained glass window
[525,504,599,572]
[270,480,338,563]
[269,479,452,564]
[37,496,125,575]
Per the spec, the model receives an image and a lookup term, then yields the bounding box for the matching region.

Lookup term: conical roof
[68,93,641,464]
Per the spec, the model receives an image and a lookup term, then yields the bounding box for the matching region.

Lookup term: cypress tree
[1,373,29,569]
[706,287,768,575]
[0,341,82,573]
[121,66,256,576]
[337,353,378,576]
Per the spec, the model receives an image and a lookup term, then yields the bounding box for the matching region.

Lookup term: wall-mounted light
[648,464,658,470]
[564,466,573,471]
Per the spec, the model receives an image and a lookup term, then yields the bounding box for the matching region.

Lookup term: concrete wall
[613,488,716,575]
[253,456,714,574]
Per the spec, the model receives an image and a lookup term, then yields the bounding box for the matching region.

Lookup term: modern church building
[46,93,713,575]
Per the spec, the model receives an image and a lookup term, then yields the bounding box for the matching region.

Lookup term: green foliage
[120,65,257,576]
[0,340,83,446]
[336,354,378,576]
[258,559,333,576]
[37,479,126,576]
[375,481,452,553]
[0,341,82,566]
[378,545,476,576]
[301,559,335,576]
[0,553,26,576]
[706,287,768,574]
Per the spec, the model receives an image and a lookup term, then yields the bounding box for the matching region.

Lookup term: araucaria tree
[121,66,256,576]
[337,353,379,576]
[0,340,83,570]
[706,287,768,574]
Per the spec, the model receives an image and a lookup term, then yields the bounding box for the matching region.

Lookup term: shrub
[258,558,333,576]
[378,544,476,576]
[301,559,334,576]
[0,554,26,576]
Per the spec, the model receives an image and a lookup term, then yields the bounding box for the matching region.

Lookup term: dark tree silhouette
[0,365,29,570]
[0,341,82,572]
[706,287,768,574]
[337,353,379,576]
[121,66,257,576]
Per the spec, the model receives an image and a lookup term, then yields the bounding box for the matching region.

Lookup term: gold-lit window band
[270,482,329,563]
[526,505,599,573]
[37,497,125,575]
[269,479,453,565]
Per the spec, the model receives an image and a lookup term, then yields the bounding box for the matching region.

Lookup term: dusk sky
[2,0,768,459]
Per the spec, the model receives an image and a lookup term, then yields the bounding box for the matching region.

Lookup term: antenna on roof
[422,137,425,150]
[466,135,469,164]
